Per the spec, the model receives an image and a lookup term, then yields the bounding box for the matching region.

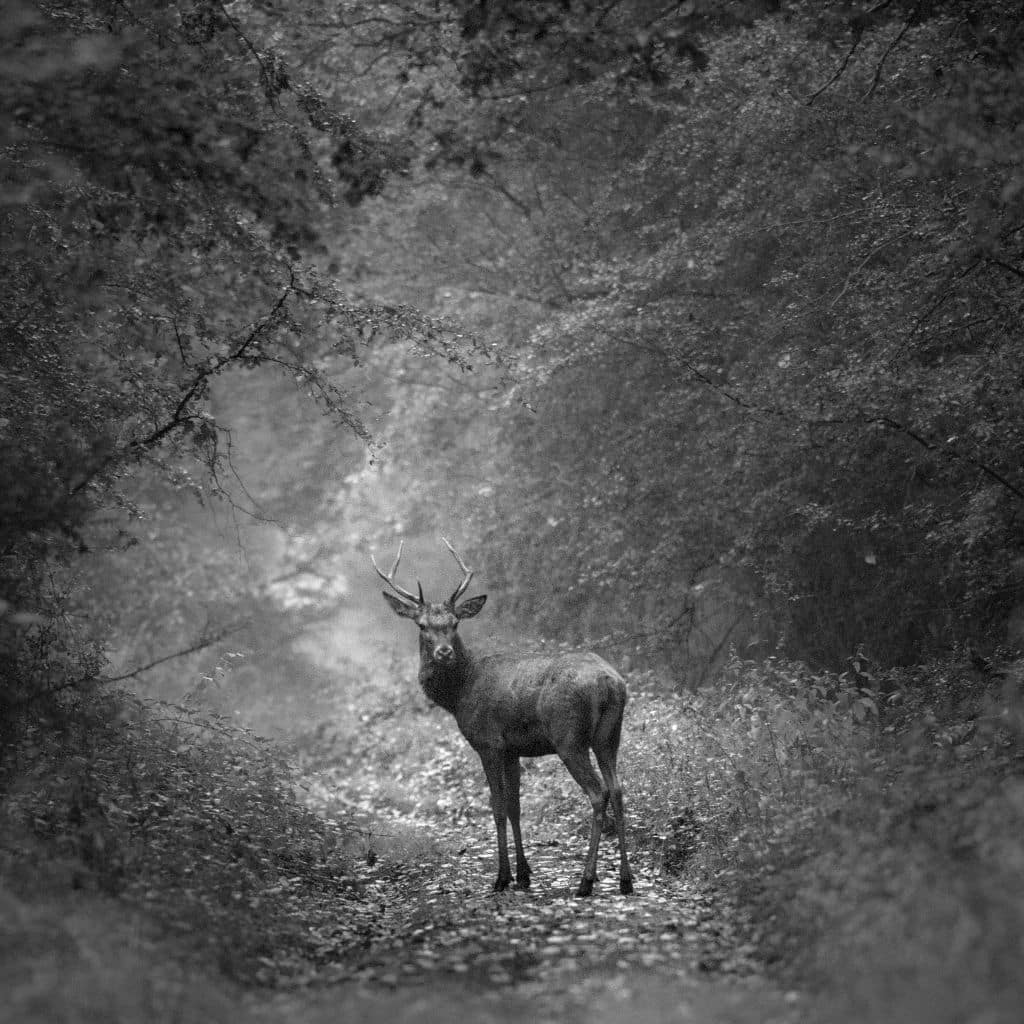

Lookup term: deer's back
[455,651,626,756]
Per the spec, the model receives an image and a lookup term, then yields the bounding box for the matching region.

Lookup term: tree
[331,0,1024,673]
[0,0,459,718]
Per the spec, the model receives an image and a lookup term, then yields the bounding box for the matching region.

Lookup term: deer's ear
[454,594,486,619]
[382,592,420,619]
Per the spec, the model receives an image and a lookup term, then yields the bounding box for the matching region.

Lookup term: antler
[371,541,423,607]
[442,537,474,606]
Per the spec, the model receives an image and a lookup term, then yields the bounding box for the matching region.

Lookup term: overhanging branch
[7,626,241,709]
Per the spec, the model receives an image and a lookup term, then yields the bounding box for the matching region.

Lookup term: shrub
[622,654,1024,1023]
[0,686,355,983]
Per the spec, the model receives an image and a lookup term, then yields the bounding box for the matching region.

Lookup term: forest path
[250,739,797,1022]
[244,805,799,1024]
[241,599,801,1023]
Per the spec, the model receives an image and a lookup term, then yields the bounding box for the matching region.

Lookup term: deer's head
[374,539,486,665]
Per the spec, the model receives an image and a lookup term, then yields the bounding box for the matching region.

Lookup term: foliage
[279,634,1024,1022]
[0,686,363,984]
[620,653,1024,1023]
[337,0,1024,672]
[0,0,479,721]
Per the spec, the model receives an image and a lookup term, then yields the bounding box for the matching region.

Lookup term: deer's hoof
[515,876,532,890]
[619,876,634,896]
[575,878,594,898]
[493,876,512,893]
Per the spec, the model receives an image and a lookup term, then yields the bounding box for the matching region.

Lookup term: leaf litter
[237,717,797,1024]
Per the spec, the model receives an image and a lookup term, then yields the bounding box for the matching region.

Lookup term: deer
[373,538,634,898]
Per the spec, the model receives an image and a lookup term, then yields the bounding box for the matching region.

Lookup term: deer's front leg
[479,751,512,892]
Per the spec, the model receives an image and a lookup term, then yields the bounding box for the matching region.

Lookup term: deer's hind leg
[593,713,633,895]
[590,685,633,895]
[558,748,608,897]
[503,752,531,889]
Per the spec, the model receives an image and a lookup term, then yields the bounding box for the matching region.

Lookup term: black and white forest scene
[3,3,1023,1022]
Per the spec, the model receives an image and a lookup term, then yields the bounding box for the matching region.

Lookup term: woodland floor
[1,724,803,1024]
[221,658,800,1024]
[245,757,801,1024]
[249,612,803,1022]
[203,615,779,1018]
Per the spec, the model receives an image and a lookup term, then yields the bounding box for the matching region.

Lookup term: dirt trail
[242,806,800,1024]
[243,799,801,1024]
[249,601,804,1024]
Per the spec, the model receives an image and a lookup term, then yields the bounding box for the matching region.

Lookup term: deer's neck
[418,635,477,715]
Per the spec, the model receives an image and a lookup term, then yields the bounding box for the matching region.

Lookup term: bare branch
[102,627,241,683]
[805,0,899,105]
[863,3,920,100]
[828,230,912,308]
[69,277,297,498]
[7,628,240,708]
[988,256,1024,281]
[806,36,863,105]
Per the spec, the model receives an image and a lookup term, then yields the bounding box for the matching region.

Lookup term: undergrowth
[0,688,358,985]
[285,642,1024,1024]
[5,646,1022,1023]
[624,654,1024,1024]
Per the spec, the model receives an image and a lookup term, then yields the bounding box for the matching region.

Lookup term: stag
[373,539,633,897]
